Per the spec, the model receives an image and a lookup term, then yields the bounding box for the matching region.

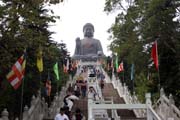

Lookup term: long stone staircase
[1,61,180,120]
[103,83,148,120]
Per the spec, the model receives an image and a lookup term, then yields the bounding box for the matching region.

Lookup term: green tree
[104,0,180,105]
[0,0,68,118]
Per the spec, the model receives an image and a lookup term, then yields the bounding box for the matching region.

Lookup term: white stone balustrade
[153,88,180,120]
[111,73,147,118]
[0,77,73,120]
[44,77,75,119]
[0,94,48,120]
[0,108,8,120]
[22,93,46,120]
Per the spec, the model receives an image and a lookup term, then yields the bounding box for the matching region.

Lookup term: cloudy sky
[49,0,118,56]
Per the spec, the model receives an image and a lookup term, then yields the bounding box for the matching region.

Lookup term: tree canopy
[0,0,72,119]
[104,0,180,104]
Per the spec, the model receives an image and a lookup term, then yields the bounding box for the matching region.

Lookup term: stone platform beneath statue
[72,55,104,62]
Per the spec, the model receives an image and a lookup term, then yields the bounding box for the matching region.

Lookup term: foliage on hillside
[104,0,180,105]
[0,0,74,119]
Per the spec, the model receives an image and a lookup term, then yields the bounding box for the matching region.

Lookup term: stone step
[121,118,146,120]
[72,97,88,119]
[102,83,136,118]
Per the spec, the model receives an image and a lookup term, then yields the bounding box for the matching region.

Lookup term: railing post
[160,88,165,98]
[169,94,175,105]
[31,95,36,106]
[88,105,93,120]
[146,93,152,106]
[146,93,151,120]
[168,94,175,120]
[23,105,28,119]
[111,97,114,118]
[1,108,9,120]
[42,97,45,114]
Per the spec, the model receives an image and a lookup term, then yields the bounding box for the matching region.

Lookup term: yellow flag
[37,47,43,72]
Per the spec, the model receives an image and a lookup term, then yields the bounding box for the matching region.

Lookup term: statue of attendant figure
[73,23,104,58]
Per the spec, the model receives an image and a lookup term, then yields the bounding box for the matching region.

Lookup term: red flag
[63,64,67,73]
[117,62,124,73]
[6,55,26,90]
[151,41,159,70]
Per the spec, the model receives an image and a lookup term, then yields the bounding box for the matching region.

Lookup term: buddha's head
[83,23,94,38]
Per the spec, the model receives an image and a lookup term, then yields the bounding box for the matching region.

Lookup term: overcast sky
[48,0,118,56]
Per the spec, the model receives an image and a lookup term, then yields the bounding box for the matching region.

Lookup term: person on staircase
[67,83,73,93]
[81,81,87,98]
[72,108,84,120]
[74,85,81,97]
[88,86,99,101]
[54,107,69,120]
[100,73,105,89]
[63,92,79,112]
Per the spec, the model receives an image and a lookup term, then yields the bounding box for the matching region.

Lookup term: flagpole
[20,50,26,120]
[132,78,134,93]
[20,78,24,120]
[39,72,42,113]
[123,70,125,83]
[47,69,50,107]
[131,64,135,94]
[156,40,161,94]
[56,77,59,94]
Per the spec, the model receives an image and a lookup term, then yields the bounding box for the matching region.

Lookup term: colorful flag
[151,41,159,70]
[66,58,69,71]
[72,60,77,69]
[111,58,114,70]
[131,64,134,80]
[53,62,59,80]
[115,56,119,72]
[117,61,124,73]
[37,47,43,72]
[46,79,51,96]
[6,55,26,90]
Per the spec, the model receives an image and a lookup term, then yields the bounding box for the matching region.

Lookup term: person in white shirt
[66,94,79,111]
[54,107,69,120]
